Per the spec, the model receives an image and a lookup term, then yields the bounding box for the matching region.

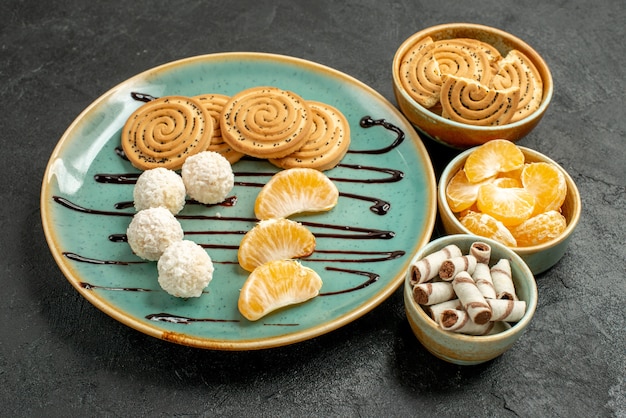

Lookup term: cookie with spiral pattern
[121,95,212,170]
[220,86,312,159]
[270,101,351,171]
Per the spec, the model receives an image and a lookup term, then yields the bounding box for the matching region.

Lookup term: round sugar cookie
[270,101,351,171]
[440,74,521,126]
[399,36,441,108]
[431,38,495,86]
[193,93,245,164]
[121,95,212,171]
[490,50,543,123]
[220,86,312,159]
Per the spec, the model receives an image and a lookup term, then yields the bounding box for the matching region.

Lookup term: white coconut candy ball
[181,151,234,204]
[157,240,214,298]
[133,167,186,215]
[126,207,183,261]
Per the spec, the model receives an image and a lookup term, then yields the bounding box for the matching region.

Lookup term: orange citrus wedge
[238,218,316,272]
[521,162,567,216]
[476,183,535,226]
[445,169,493,212]
[254,168,339,220]
[459,210,517,247]
[510,210,567,247]
[492,176,522,188]
[464,139,525,183]
[238,259,323,321]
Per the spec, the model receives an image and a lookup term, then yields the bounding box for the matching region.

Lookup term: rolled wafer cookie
[220,86,313,159]
[440,74,521,126]
[409,244,462,285]
[490,49,543,122]
[269,101,351,171]
[121,95,213,171]
[193,94,245,164]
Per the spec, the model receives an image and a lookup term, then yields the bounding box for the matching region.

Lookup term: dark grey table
[2,1,624,416]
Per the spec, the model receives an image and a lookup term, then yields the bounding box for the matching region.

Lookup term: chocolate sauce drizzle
[54,106,411,326]
[348,116,405,154]
[139,267,380,325]
[145,313,239,324]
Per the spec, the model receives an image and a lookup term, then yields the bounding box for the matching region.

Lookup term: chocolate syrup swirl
[348,116,405,154]
[130,92,158,102]
[141,266,380,326]
[319,267,379,296]
[80,282,151,292]
[145,313,239,324]
[65,252,144,265]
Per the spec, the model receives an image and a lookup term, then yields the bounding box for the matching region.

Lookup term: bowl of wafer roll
[392,23,553,149]
[404,234,537,365]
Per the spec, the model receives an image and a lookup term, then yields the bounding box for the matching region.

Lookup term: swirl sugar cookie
[270,101,350,171]
[440,74,521,126]
[399,36,441,108]
[121,95,212,170]
[193,93,245,164]
[431,38,495,86]
[220,86,313,159]
[490,50,543,123]
[400,37,498,109]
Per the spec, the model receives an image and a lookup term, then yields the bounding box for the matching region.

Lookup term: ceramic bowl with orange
[404,234,537,365]
[438,144,581,275]
[392,23,553,149]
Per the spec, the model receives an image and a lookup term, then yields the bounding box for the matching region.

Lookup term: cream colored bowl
[392,23,553,149]
[404,234,537,365]
[438,145,581,274]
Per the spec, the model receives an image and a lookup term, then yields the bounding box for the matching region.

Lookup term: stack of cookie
[398,36,543,126]
[121,86,351,172]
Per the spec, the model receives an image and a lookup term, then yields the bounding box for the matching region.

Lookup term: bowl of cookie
[437,139,581,275]
[404,234,537,365]
[392,23,553,149]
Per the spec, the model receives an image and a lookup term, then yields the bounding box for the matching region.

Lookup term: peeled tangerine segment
[521,162,567,216]
[476,183,536,227]
[238,218,316,272]
[460,210,517,247]
[446,169,493,212]
[254,167,339,220]
[464,139,525,183]
[510,210,567,247]
[238,259,323,321]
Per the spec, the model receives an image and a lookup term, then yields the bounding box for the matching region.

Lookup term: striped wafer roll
[470,241,491,264]
[452,271,492,325]
[193,94,244,164]
[438,308,494,335]
[399,36,441,108]
[412,281,456,305]
[440,74,521,126]
[491,258,518,300]
[472,263,496,299]
[491,49,543,122]
[409,244,462,285]
[487,298,526,322]
[270,101,351,171]
[220,86,312,159]
[426,298,462,323]
[439,255,477,281]
[121,96,213,170]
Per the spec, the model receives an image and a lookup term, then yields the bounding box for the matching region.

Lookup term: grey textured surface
[1,0,625,416]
